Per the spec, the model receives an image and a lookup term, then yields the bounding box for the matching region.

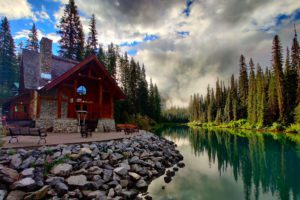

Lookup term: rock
[108,188,115,197]
[51,151,61,159]
[35,157,45,166]
[121,189,139,199]
[120,179,129,187]
[45,176,65,186]
[0,164,19,184]
[162,186,166,190]
[136,179,148,188]
[177,162,185,168]
[50,163,73,177]
[102,169,112,182]
[108,180,119,187]
[166,170,175,177]
[12,177,36,190]
[0,190,7,200]
[55,182,69,196]
[21,168,34,177]
[129,156,140,164]
[79,147,92,155]
[66,175,88,187]
[82,190,106,199]
[24,185,50,200]
[114,167,128,176]
[128,172,141,180]
[20,156,36,170]
[87,166,103,175]
[145,195,153,200]
[10,154,22,169]
[164,176,172,183]
[100,152,109,160]
[115,184,122,194]
[119,162,130,170]
[91,148,100,157]
[173,167,179,171]
[6,190,25,200]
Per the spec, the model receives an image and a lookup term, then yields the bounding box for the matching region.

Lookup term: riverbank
[0,132,184,200]
[188,120,300,143]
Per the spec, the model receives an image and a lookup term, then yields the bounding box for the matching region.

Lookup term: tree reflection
[158,126,300,200]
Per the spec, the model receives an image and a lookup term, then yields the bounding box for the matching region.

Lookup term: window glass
[77,85,87,95]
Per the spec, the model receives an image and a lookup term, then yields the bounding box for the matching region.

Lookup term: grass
[188,119,300,134]
[44,154,70,176]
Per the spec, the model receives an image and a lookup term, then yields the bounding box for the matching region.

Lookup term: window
[14,105,18,112]
[77,85,87,95]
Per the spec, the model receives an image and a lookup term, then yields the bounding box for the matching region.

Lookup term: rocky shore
[0,132,184,200]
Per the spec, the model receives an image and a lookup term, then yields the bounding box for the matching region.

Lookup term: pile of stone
[0,132,184,200]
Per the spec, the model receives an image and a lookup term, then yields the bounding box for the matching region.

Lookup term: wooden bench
[80,125,92,138]
[116,124,139,135]
[8,127,47,144]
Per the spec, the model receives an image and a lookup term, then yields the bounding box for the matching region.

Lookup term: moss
[44,154,70,176]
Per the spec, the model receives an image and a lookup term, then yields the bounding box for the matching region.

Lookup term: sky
[0,0,300,107]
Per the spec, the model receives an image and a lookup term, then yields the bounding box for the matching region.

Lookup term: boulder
[50,163,72,177]
[23,185,50,200]
[6,190,26,200]
[0,164,19,184]
[82,190,106,199]
[21,168,34,177]
[121,189,139,199]
[20,156,36,170]
[54,182,69,196]
[66,175,88,187]
[114,167,128,176]
[11,177,36,190]
[108,188,115,198]
[0,190,7,200]
[9,154,22,169]
[136,179,148,188]
[177,162,185,168]
[79,147,92,155]
[128,172,141,180]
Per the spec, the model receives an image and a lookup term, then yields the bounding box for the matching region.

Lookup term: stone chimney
[40,37,52,80]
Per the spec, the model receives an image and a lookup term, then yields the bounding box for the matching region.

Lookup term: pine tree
[272,35,286,122]
[284,47,298,122]
[137,64,149,115]
[267,74,278,123]
[154,84,161,121]
[106,43,117,78]
[247,58,256,124]
[256,64,266,126]
[85,14,98,57]
[57,0,85,61]
[0,17,18,98]
[97,44,106,63]
[26,23,39,51]
[238,54,248,118]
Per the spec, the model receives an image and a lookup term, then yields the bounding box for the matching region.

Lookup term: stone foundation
[36,118,78,133]
[36,118,116,133]
[53,119,78,133]
[96,118,116,132]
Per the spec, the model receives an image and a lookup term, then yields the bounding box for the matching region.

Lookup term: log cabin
[2,37,125,133]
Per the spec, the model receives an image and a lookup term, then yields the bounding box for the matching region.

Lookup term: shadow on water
[149,126,300,200]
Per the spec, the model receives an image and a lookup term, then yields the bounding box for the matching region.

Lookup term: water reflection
[149,126,300,200]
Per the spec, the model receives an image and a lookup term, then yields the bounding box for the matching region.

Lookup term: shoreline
[0,132,184,200]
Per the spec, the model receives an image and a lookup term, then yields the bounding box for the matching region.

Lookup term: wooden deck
[1,131,141,149]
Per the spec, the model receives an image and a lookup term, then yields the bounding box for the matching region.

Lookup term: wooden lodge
[2,37,125,133]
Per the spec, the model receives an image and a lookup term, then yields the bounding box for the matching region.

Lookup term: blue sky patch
[177,31,190,38]
[183,0,194,17]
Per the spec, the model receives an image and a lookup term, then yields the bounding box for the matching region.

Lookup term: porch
[1,130,141,149]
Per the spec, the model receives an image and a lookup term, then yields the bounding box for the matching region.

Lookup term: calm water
[147,126,300,200]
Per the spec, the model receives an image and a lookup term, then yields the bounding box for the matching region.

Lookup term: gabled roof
[43,55,125,99]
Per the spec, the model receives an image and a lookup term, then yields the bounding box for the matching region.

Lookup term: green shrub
[294,104,300,124]
[269,122,285,131]
[285,124,300,134]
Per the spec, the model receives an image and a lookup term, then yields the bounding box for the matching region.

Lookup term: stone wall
[40,99,57,119]
[96,118,116,132]
[53,119,78,133]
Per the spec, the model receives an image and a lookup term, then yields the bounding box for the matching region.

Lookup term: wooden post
[57,88,62,118]
[98,81,103,118]
[73,79,78,118]
[110,93,114,119]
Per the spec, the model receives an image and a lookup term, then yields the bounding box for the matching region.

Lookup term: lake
[147,126,300,200]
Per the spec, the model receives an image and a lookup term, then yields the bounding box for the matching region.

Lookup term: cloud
[14,29,60,43]
[35,5,51,22]
[0,0,35,20]
[52,0,300,107]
